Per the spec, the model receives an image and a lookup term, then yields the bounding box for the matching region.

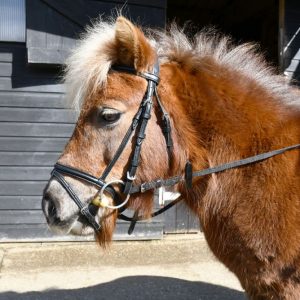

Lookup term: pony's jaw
[70,219,97,236]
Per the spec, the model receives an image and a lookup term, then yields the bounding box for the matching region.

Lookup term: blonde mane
[64,17,298,112]
[64,19,116,112]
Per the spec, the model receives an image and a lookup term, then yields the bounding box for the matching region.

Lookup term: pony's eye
[98,108,122,125]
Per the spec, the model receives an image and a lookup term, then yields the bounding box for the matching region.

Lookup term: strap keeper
[155,178,163,189]
[132,117,140,129]
[162,114,173,149]
[80,206,101,231]
[185,161,193,190]
[123,181,133,195]
[140,182,147,193]
[127,171,136,181]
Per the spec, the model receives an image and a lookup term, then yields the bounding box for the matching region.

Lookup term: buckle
[140,179,163,193]
[80,205,90,217]
[155,179,163,189]
[140,182,147,193]
[127,172,136,181]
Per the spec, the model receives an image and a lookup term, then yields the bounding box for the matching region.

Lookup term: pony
[42,16,300,299]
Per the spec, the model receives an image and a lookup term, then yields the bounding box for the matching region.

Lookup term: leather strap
[155,86,173,150]
[128,143,300,194]
[100,106,143,180]
[123,98,153,194]
[185,161,193,189]
[53,163,117,199]
[118,197,182,222]
[51,62,161,231]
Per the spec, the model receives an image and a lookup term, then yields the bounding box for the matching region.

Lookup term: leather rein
[51,61,300,234]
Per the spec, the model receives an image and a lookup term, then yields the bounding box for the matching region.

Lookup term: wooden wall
[0,43,69,240]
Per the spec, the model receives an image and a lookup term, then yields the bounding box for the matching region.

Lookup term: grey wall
[0,43,71,240]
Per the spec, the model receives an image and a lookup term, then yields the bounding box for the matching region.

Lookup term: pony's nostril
[42,191,61,223]
[48,199,57,218]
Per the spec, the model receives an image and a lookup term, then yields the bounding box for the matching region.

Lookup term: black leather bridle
[51,61,175,232]
[51,61,300,233]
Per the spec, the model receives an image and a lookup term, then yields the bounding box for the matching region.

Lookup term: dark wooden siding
[0,42,71,241]
[26,0,166,65]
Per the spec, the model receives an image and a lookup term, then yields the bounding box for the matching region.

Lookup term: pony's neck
[161,61,297,167]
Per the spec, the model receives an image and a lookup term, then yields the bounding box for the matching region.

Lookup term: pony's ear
[115,16,155,70]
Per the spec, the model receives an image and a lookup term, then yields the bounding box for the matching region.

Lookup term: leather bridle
[51,61,174,232]
[51,60,300,233]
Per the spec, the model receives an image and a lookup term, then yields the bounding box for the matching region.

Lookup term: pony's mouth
[47,216,96,236]
[46,218,76,235]
[70,213,99,236]
[69,218,96,236]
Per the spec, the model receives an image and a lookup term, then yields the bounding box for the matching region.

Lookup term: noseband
[51,61,300,233]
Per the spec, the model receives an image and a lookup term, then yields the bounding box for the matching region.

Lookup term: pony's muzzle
[42,179,77,228]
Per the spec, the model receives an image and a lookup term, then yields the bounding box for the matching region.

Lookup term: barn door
[0,0,166,241]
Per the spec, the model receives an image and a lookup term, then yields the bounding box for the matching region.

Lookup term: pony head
[42,17,198,244]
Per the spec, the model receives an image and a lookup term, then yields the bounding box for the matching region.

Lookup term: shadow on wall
[0,275,246,300]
